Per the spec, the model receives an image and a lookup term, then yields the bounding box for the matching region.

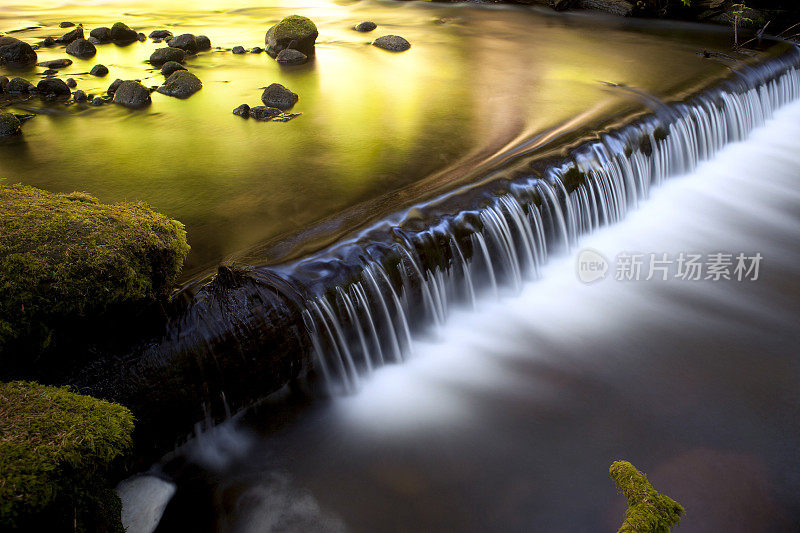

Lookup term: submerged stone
[73,89,87,102]
[65,38,96,59]
[107,78,123,95]
[5,77,34,94]
[0,40,38,69]
[37,78,71,99]
[157,70,202,99]
[261,83,298,110]
[0,112,22,136]
[265,15,318,58]
[249,105,281,121]
[372,35,411,52]
[276,48,307,65]
[355,21,377,32]
[66,78,77,88]
[233,103,250,118]
[112,80,151,108]
[110,22,138,44]
[150,47,185,66]
[160,61,186,77]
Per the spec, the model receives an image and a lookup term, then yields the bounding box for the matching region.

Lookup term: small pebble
[232,103,250,118]
[60,22,75,28]
[66,78,77,88]
[355,21,377,32]
[73,90,87,101]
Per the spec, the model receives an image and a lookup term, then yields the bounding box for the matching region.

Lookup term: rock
[66,78,77,88]
[112,80,151,108]
[249,106,281,121]
[232,104,250,118]
[90,64,108,77]
[42,69,58,76]
[60,22,75,28]
[355,21,377,32]
[110,22,138,44]
[160,61,186,77]
[149,30,173,40]
[41,37,56,47]
[0,113,22,137]
[0,76,8,92]
[0,40,38,69]
[250,47,264,54]
[261,83,298,110]
[577,0,634,16]
[232,46,246,54]
[168,34,199,54]
[5,77,34,94]
[57,26,84,44]
[149,47,185,66]
[90,27,111,43]
[157,70,202,98]
[107,78,123,95]
[36,78,71,99]
[66,38,96,59]
[372,35,411,52]
[276,48,307,65]
[137,33,146,42]
[36,58,72,69]
[91,97,104,106]
[73,89,87,102]
[265,15,318,58]
[196,35,211,51]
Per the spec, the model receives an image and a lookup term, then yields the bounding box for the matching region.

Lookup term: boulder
[107,78,123,95]
[90,64,108,77]
[265,15,318,58]
[0,75,8,92]
[276,48,307,65]
[0,40,38,69]
[232,46,246,54]
[36,58,72,69]
[56,26,84,44]
[149,30,173,40]
[0,112,22,136]
[37,78,71,99]
[73,89,88,102]
[355,21,377,32]
[5,77,34,94]
[149,47,185,66]
[112,80,151,108]
[167,34,198,54]
[372,35,411,52]
[196,35,211,51]
[156,70,202,99]
[261,83,298,110]
[232,103,250,118]
[249,106,281,121]
[110,22,138,44]
[160,61,186,77]
[89,27,111,43]
[66,38,96,59]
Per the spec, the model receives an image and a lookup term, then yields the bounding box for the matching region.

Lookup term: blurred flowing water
[0,0,775,277]
[148,92,800,533]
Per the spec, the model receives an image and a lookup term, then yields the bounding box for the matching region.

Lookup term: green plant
[610,460,685,532]
[732,3,753,46]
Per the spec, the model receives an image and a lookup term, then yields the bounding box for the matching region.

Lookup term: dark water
[0,0,766,277]
[144,98,800,532]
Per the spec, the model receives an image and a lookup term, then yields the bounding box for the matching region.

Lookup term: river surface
[148,96,800,532]
[0,0,765,277]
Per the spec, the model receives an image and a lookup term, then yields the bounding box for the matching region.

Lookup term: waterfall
[301,50,800,394]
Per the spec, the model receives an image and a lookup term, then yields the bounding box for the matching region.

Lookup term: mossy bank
[0,381,134,531]
[0,183,189,372]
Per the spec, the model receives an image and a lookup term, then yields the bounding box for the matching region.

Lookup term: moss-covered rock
[265,15,318,58]
[0,381,134,531]
[610,460,685,533]
[0,113,22,137]
[0,183,189,363]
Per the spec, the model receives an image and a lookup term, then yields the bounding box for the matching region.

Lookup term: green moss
[0,183,190,357]
[0,381,134,531]
[610,460,685,533]
[270,15,318,42]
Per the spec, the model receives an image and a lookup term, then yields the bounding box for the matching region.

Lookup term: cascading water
[302,52,800,393]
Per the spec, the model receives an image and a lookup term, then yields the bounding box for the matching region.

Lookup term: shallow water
[153,97,800,532]
[0,0,765,276]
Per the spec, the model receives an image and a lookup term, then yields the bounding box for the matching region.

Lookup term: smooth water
[0,0,768,276]
[148,94,800,532]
